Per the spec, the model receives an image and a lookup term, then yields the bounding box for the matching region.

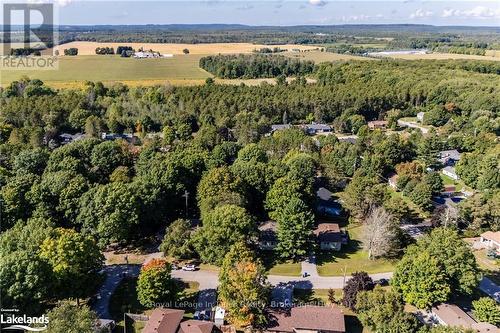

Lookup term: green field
[0,54,211,87]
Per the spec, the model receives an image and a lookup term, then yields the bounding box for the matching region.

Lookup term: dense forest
[0,58,499,318]
[199,54,315,79]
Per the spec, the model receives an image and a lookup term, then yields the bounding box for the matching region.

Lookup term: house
[388,173,399,189]
[441,185,456,197]
[304,123,332,135]
[271,124,292,132]
[416,112,425,123]
[142,308,214,333]
[266,306,345,333]
[442,166,459,180]
[438,150,461,166]
[480,231,500,254]
[431,304,497,333]
[101,132,138,144]
[59,133,85,145]
[367,120,388,130]
[258,221,278,250]
[134,51,160,58]
[314,223,344,251]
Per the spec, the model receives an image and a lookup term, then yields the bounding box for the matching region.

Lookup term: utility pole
[182,190,189,217]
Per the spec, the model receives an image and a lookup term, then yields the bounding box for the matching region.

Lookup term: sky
[4,0,500,26]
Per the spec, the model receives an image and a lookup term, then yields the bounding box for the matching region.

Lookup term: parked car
[182,264,197,271]
[171,264,180,270]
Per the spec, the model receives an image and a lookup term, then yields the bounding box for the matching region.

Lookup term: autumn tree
[219,243,268,326]
[137,259,179,308]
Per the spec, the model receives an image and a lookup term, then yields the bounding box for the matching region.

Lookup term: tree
[40,228,104,304]
[340,172,388,219]
[237,143,267,163]
[392,249,450,309]
[46,301,98,333]
[91,141,131,181]
[423,172,444,195]
[183,48,190,54]
[137,259,179,308]
[218,243,268,326]
[342,271,374,310]
[78,182,140,245]
[160,219,194,260]
[194,205,255,265]
[459,191,499,232]
[265,175,313,219]
[392,228,479,308]
[356,286,420,333]
[274,197,314,259]
[363,206,399,259]
[472,297,500,326]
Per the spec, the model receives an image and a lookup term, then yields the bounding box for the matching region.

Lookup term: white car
[182,264,197,271]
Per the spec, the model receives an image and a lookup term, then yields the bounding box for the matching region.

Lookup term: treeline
[9,48,41,56]
[95,46,115,55]
[63,48,78,56]
[199,54,315,79]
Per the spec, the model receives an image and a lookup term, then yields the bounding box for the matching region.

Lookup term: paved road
[172,269,393,290]
[93,264,141,319]
[479,277,500,303]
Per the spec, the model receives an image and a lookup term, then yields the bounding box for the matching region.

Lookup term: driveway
[93,264,141,319]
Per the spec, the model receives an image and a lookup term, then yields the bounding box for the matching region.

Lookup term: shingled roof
[142,308,185,333]
[267,306,345,333]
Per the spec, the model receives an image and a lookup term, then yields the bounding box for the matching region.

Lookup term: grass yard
[261,251,302,276]
[0,54,211,87]
[316,224,397,276]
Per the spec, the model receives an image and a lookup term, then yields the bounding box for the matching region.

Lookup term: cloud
[409,8,434,19]
[308,0,327,7]
[442,6,500,19]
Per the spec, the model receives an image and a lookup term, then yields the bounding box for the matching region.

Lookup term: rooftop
[142,308,184,333]
[267,306,345,333]
[481,231,500,244]
[314,223,343,243]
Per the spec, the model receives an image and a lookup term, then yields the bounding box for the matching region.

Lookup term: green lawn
[0,54,211,87]
[440,173,471,192]
[260,251,302,276]
[316,225,397,276]
[268,261,302,276]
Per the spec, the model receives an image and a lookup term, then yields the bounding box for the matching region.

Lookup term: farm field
[284,50,373,62]
[42,41,320,56]
[381,52,500,61]
[0,54,211,87]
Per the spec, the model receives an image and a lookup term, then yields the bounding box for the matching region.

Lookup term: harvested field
[43,41,320,56]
